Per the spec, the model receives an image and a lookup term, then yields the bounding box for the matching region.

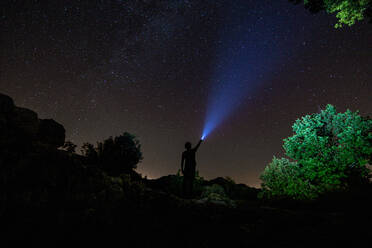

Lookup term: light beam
[201,2,288,139]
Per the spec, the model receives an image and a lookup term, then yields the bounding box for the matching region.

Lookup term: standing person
[181,139,203,198]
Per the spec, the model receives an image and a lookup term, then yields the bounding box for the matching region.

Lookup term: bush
[202,184,226,198]
[259,157,318,200]
[201,184,235,206]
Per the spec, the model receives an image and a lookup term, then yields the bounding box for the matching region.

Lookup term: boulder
[0,93,15,113]
[0,92,66,148]
[10,107,40,138]
[38,119,65,148]
[0,94,15,140]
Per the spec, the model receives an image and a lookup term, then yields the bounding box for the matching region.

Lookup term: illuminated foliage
[291,0,372,28]
[325,0,370,27]
[261,105,372,200]
[260,157,318,200]
[284,105,371,193]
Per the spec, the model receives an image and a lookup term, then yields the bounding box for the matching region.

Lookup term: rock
[0,94,15,141]
[0,93,15,113]
[10,107,39,138]
[0,92,66,148]
[38,119,65,148]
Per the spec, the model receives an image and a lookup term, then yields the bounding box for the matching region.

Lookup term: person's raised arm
[193,139,203,152]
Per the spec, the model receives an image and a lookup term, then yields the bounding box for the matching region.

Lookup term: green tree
[283,104,371,194]
[290,0,372,28]
[260,105,371,200]
[260,157,318,200]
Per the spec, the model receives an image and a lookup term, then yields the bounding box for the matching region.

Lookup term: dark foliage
[96,133,143,176]
[80,133,143,176]
[289,0,372,27]
[289,0,325,13]
[205,177,260,201]
[62,140,77,153]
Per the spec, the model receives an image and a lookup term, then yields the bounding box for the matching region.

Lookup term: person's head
[185,142,192,150]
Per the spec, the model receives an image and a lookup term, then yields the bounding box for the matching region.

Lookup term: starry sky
[1,0,371,187]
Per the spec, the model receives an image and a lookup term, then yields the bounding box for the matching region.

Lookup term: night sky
[1,0,371,187]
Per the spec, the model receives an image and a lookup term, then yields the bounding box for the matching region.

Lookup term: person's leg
[189,169,196,197]
[183,175,190,198]
[189,176,194,198]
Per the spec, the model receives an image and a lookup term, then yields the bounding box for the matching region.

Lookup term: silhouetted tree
[81,142,98,163]
[95,132,143,176]
[62,140,77,153]
[289,0,372,27]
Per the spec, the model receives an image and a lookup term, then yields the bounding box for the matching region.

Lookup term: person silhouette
[181,139,203,198]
